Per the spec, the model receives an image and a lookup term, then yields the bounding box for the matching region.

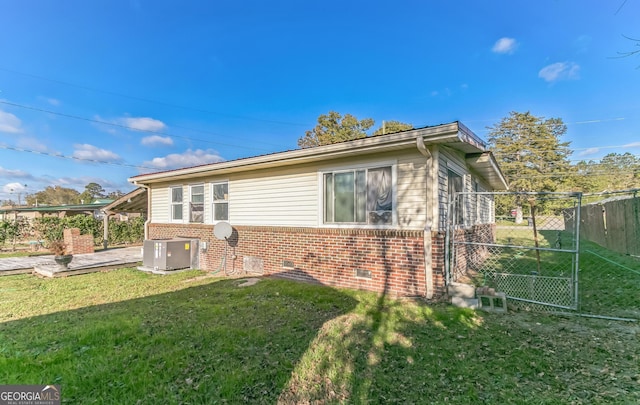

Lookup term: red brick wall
[431,231,446,294]
[63,227,95,255]
[148,224,449,298]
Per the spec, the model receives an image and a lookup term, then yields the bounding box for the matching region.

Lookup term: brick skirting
[149,224,450,298]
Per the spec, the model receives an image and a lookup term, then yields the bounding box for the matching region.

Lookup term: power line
[615,0,629,15]
[0,144,155,170]
[0,100,274,153]
[0,66,307,127]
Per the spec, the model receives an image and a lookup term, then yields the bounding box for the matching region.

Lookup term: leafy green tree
[0,217,31,250]
[373,120,413,135]
[599,152,640,189]
[488,111,571,191]
[571,152,640,192]
[298,111,375,148]
[79,182,106,203]
[488,111,572,221]
[26,186,81,206]
[569,160,607,193]
[107,190,125,199]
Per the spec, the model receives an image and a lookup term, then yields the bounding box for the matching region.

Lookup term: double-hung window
[324,165,393,225]
[171,186,183,221]
[212,181,229,221]
[189,184,205,223]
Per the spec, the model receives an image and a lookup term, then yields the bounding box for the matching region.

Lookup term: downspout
[416,136,434,299]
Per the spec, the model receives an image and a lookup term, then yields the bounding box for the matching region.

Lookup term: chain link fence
[447,192,581,311]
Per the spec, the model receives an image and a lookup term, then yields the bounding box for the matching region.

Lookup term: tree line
[2,182,125,207]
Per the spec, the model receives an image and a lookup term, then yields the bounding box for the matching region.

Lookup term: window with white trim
[212,181,229,221]
[171,186,183,221]
[323,166,393,225]
[189,184,204,223]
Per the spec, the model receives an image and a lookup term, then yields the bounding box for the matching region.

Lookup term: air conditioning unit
[142,238,198,271]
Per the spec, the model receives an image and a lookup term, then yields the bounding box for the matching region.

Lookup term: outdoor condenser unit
[143,238,195,271]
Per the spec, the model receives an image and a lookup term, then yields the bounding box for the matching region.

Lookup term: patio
[0,246,143,277]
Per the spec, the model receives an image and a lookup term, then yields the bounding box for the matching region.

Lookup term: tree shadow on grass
[0,276,357,404]
[277,235,483,403]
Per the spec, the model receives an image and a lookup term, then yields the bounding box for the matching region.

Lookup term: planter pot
[54,254,73,270]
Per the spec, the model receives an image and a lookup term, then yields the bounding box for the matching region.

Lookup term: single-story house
[129,122,508,298]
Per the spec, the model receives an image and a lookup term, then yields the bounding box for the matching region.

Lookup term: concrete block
[451,296,479,309]
[448,282,476,299]
[478,294,508,313]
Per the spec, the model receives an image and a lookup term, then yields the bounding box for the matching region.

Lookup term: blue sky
[1,0,639,201]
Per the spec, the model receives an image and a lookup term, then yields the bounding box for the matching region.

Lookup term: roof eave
[129,121,492,185]
[466,152,509,190]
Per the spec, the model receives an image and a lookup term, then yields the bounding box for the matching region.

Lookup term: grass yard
[1,267,639,404]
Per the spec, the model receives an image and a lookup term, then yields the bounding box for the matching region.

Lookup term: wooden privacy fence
[566,196,640,257]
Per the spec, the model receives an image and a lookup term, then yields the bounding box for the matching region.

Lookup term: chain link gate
[445,192,582,311]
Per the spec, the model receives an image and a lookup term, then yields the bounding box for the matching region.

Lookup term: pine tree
[487,111,572,222]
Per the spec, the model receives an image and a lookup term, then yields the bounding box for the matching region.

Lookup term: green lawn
[1,266,638,404]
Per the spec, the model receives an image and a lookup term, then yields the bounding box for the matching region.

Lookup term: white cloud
[0,110,23,134]
[142,149,224,171]
[538,62,580,83]
[0,166,32,180]
[2,182,28,193]
[72,144,121,162]
[38,96,61,106]
[141,135,173,146]
[17,137,49,152]
[54,175,122,190]
[577,147,600,157]
[492,37,518,54]
[623,142,640,148]
[120,117,167,132]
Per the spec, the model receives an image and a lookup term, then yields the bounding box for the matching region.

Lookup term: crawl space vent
[243,256,264,274]
[355,269,372,279]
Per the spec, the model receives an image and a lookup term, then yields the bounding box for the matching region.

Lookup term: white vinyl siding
[147,150,456,230]
[151,187,170,223]
[230,170,318,227]
[396,156,429,228]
